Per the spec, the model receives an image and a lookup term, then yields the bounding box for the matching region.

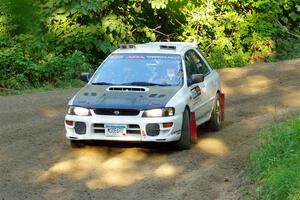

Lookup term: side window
[184,50,200,86]
[189,50,210,76]
[184,51,199,79]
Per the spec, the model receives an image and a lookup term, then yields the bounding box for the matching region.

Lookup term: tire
[70,140,85,148]
[207,93,222,131]
[176,109,191,150]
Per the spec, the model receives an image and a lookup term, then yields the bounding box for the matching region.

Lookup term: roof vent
[160,45,176,50]
[119,44,136,49]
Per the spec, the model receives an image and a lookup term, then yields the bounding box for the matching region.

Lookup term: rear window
[91,53,183,86]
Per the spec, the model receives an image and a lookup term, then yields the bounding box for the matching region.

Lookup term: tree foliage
[0,0,299,90]
[180,0,300,67]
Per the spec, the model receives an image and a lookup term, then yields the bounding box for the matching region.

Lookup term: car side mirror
[80,72,93,82]
[192,74,204,84]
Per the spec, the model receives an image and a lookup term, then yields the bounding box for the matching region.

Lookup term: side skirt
[196,112,211,126]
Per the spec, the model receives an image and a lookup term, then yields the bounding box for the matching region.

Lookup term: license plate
[104,124,127,137]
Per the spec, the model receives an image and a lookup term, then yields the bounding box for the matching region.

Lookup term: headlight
[67,106,91,116]
[142,107,175,117]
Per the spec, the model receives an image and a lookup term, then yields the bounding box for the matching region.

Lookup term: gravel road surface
[0,59,300,200]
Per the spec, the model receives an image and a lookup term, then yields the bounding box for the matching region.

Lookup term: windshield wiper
[91,82,114,85]
[121,82,172,86]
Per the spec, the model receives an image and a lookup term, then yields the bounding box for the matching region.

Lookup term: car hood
[71,85,181,110]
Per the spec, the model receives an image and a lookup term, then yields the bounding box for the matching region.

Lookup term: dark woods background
[0,0,299,90]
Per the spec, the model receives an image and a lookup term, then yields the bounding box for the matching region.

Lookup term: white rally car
[65,42,225,149]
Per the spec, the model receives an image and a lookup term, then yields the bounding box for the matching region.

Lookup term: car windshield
[91,53,183,86]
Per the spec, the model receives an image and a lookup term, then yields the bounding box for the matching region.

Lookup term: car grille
[94,108,140,116]
[93,124,141,134]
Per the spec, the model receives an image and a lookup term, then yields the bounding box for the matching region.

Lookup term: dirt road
[0,59,299,200]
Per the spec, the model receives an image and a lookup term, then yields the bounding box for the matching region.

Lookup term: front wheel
[176,109,191,150]
[207,93,222,131]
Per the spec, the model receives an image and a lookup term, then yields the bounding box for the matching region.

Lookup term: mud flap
[219,92,225,121]
[190,112,197,143]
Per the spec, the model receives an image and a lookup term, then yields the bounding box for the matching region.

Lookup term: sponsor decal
[145,55,181,60]
[110,54,180,60]
[110,55,124,59]
[172,129,182,135]
[195,86,201,93]
[191,85,201,99]
[127,55,145,59]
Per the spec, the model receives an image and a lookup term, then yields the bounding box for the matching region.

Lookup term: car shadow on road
[85,140,176,154]
[80,121,230,154]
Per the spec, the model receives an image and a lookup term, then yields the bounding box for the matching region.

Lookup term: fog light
[163,122,173,128]
[146,123,160,136]
[74,122,86,135]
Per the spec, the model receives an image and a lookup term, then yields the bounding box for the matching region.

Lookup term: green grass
[246,115,300,200]
[0,79,85,96]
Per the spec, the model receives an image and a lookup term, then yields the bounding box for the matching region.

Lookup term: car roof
[113,42,198,55]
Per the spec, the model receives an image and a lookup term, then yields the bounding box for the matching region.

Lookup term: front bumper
[65,114,182,142]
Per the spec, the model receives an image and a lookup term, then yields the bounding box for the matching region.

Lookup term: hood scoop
[107,86,148,92]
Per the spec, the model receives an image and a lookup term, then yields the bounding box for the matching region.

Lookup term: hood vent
[107,86,148,92]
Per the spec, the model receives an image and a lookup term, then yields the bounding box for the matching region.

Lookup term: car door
[184,50,210,121]
[193,49,216,117]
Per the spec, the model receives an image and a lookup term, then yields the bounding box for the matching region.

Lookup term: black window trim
[184,50,199,76]
[194,48,213,75]
[183,49,202,86]
[184,49,211,78]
